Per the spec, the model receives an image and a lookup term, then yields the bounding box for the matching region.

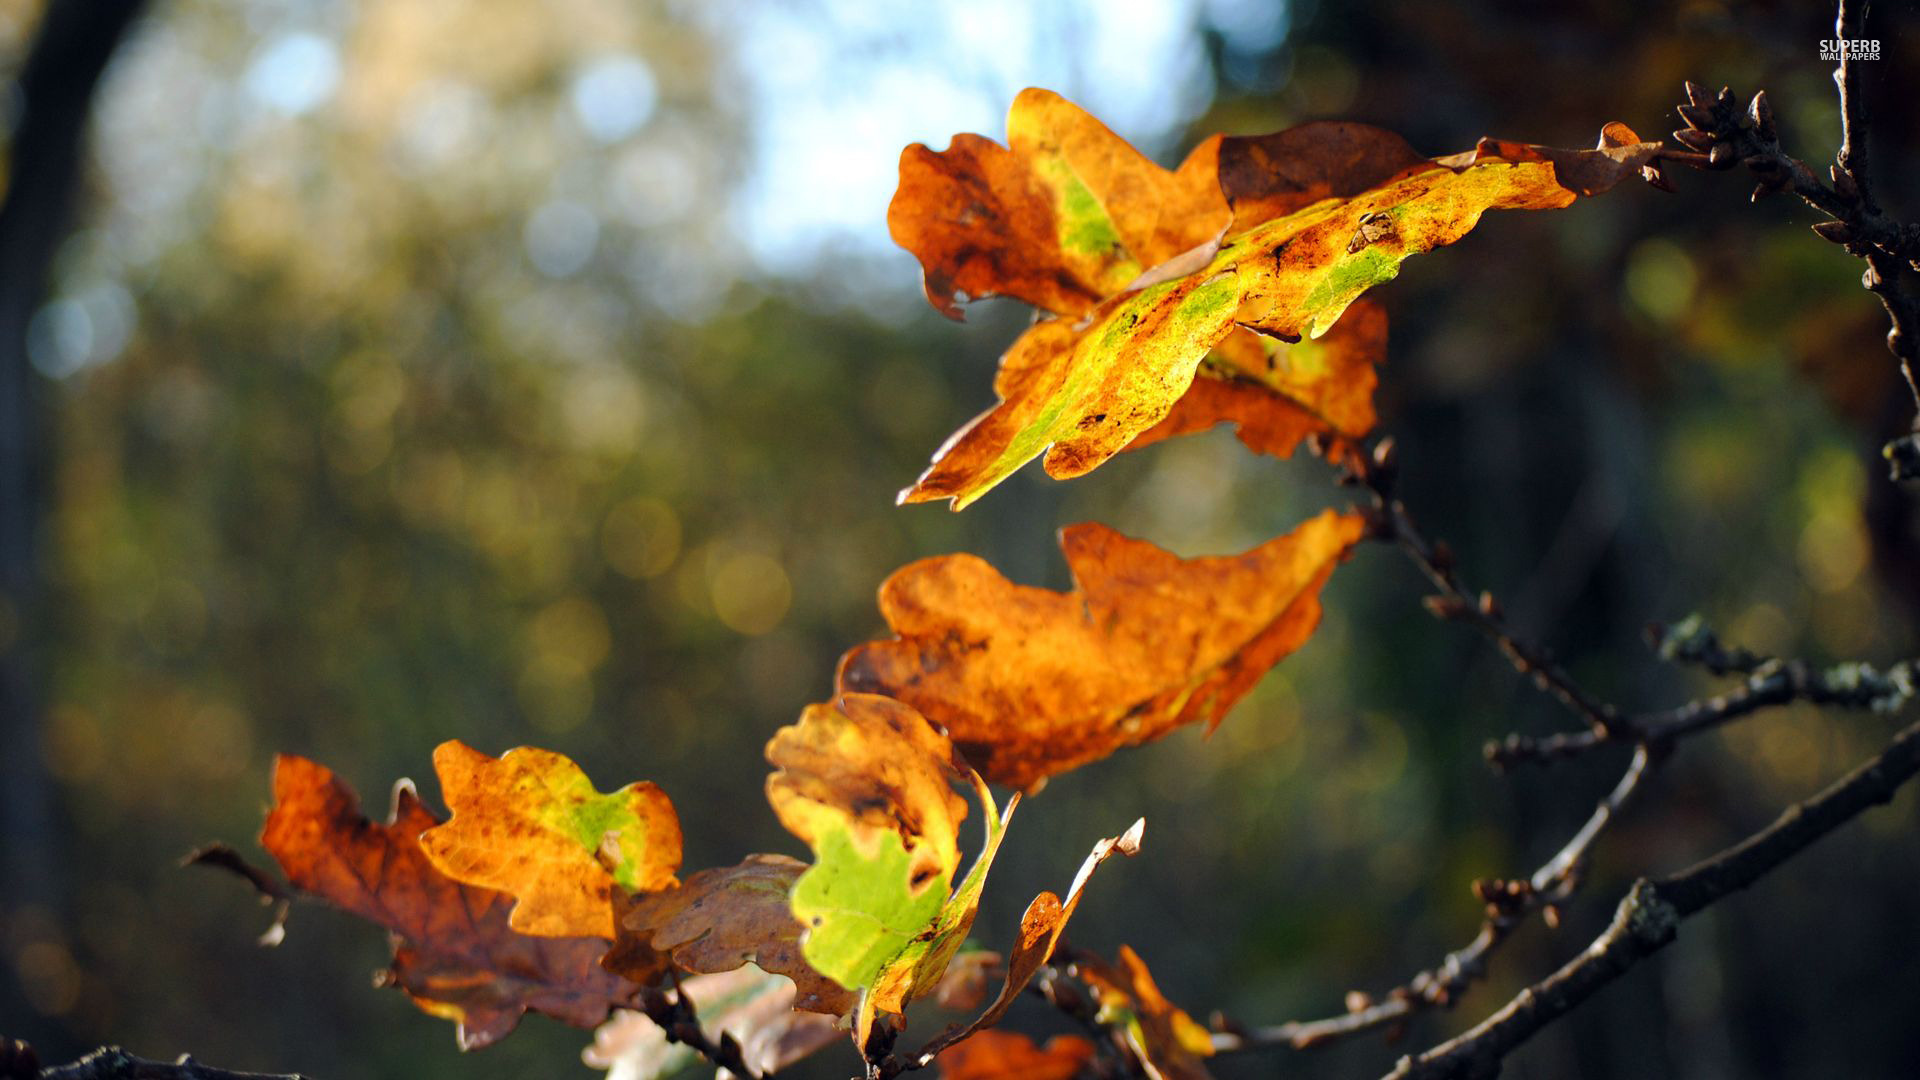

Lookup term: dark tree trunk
[0,0,149,1042]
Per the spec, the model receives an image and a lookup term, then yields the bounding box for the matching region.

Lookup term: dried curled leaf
[937,1031,1097,1080]
[258,755,639,1049]
[840,509,1368,791]
[419,741,683,939]
[1077,946,1215,1080]
[616,854,856,1016]
[890,87,1228,319]
[894,103,1657,508]
[922,819,1144,1060]
[765,694,1016,1043]
[583,966,841,1080]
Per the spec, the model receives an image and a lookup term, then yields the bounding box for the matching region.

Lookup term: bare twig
[0,1042,310,1080]
[1356,440,1628,739]
[1489,652,1915,768]
[1387,714,1920,1079]
[639,977,763,1080]
[1664,2,1920,433]
[1213,744,1659,1053]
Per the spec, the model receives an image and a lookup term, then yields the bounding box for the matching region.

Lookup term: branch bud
[1671,128,1714,152]
[1747,90,1775,141]
[1676,104,1716,132]
[1811,220,1854,244]
[1831,164,1861,200]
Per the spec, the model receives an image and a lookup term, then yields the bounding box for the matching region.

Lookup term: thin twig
[1387,714,1920,1079]
[2,1044,311,1080]
[1662,4,1920,422]
[1356,441,1628,739]
[1489,654,1914,768]
[641,976,763,1080]
[1213,744,1659,1053]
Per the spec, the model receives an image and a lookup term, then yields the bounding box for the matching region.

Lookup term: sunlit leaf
[1125,299,1386,464]
[896,107,1656,508]
[765,694,1016,1043]
[840,509,1368,791]
[419,741,683,939]
[255,755,640,1049]
[1077,946,1216,1080]
[890,87,1228,319]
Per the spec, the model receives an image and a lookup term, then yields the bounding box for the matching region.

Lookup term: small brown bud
[1544,904,1563,929]
[1812,220,1853,244]
[1371,435,1398,470]
[1748,90,1776,140]
[1429,540,1455,572]
[1478,590,1502,618]
[1424,594,1468,620]
[1708,141,1737,168]
[1676,104,1716,131]
[1672,128,1715,151]
[1831,164,1860,200]
[1346,990,1374,1013]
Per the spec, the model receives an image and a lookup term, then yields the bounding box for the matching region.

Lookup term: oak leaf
[895,105,1657,508]
[765,694,1017,1045]
[839,509,1368,791]
[1126,298,1385,464]
[890,87,1229,320]
[1077,946,1215,1080]
[615,854,857,1016]
[419,741,683,939]
[257,755,640,1049]
[936,1032,1097,1080]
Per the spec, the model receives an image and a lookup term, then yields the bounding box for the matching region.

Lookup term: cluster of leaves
[208,88,1660,1078]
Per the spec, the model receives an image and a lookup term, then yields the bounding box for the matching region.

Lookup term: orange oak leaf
[894,106,1657,508]
[258,755,640,1049]
[937,1031,1097,1080]
[765,695,1018,1046]
[1126,298,1385,463]
[615,853,858,1016]
[838,508,1368,791]
[890,87,1229,320]
[1077,946,1216,1080]
[419,741,683,940]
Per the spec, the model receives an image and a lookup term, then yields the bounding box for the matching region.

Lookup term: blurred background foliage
[2,0,1918,1077]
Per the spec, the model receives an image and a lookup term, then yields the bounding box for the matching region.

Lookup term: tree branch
[1356,440,1628,739]
[1488,650,1914,768]
[1663,2,1920,443]
[638,977,765,1080]
[1387,713,1920,1079]
[1212,743,1659,1053]
[0,1041,309,1080]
